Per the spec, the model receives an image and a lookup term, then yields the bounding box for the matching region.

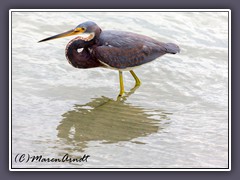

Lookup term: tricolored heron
[39,21,180,96]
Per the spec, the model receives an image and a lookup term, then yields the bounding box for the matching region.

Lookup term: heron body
[39,21,180,96]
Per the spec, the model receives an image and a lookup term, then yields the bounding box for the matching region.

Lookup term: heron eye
[74,27,86,32]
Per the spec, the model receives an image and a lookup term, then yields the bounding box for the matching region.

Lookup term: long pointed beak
[38,29,81,43]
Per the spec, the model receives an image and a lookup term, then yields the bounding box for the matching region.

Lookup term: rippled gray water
[11,11,229,169]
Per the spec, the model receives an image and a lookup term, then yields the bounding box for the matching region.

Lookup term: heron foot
[130,70,141,87]
[117,70,141,99]
[118,91,125,97]
[117,90,125,102]
[117,82,140,101]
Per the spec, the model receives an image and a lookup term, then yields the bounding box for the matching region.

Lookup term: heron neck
[65,38,102,69]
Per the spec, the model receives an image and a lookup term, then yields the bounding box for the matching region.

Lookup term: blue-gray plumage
[39,21,180,96]
[95,30,179,69]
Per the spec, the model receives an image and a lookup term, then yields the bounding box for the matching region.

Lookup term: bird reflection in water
[57,89,171,153]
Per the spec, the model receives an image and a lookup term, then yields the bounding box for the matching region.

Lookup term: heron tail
[165,43,180,54]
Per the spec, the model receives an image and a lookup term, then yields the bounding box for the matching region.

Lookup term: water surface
[11,11,229,168]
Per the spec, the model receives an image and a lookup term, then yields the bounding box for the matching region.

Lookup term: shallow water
[11,11,229,169]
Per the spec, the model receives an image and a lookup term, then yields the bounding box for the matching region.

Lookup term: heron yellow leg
[130,70,141,86]
[118,71,125,96]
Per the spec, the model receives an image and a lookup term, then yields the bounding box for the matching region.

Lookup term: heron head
[38,21,101,43]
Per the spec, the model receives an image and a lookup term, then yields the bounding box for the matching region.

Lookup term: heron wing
[93,30,169,69]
